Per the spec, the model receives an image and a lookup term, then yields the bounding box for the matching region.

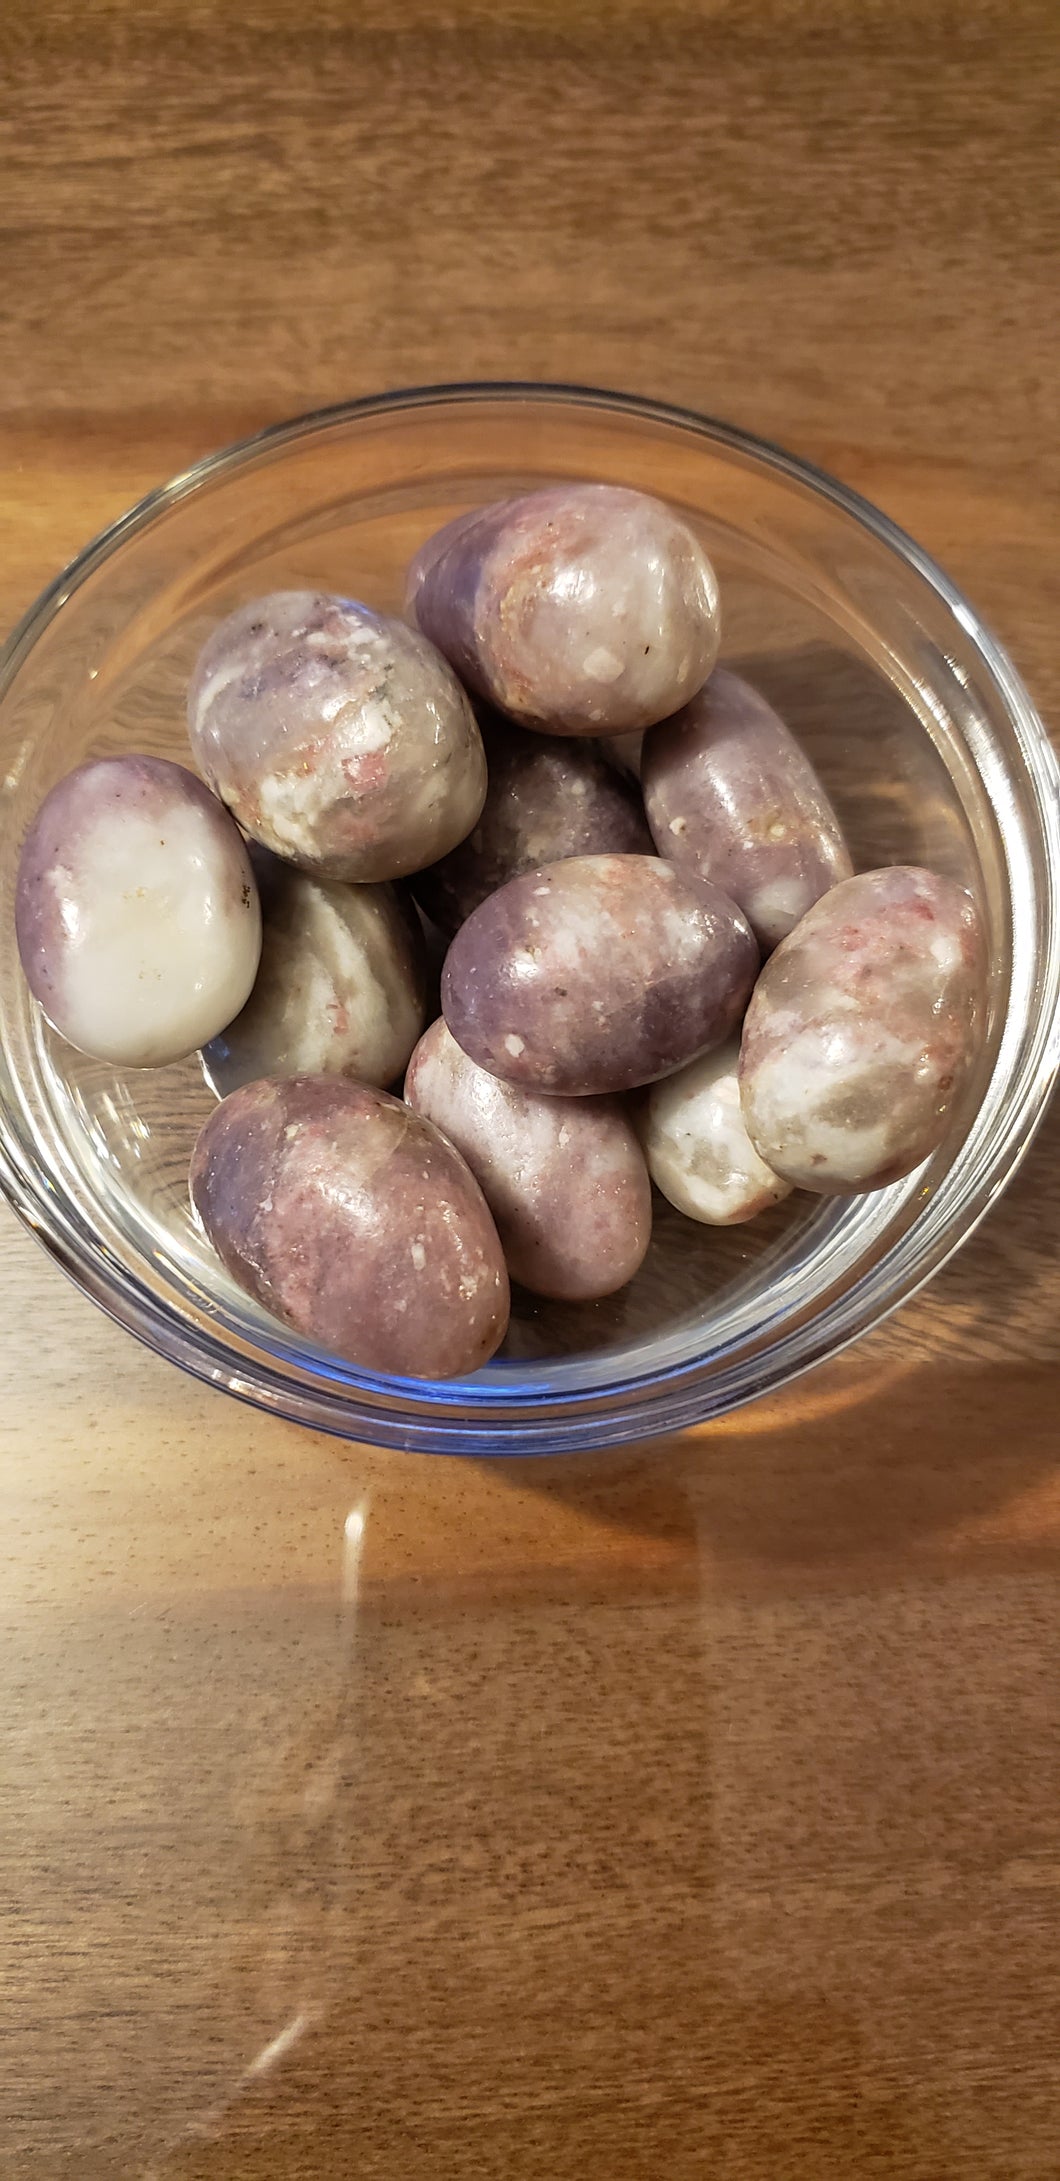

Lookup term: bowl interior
[0,388,1053,1451]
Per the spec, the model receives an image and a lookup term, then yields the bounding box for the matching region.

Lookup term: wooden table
[3,4,1059,2174]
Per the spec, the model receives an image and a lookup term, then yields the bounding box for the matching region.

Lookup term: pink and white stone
[405,1016,652,1298]
[191,1075,510,1379]
[642,667,852,951]
[738,865,987,1193]
[441,852,759,1097]
[407,485,720,737]
[203,855,427,1095]
[411,707,652,937]
[643,1037,792,1224]
[187,590,487,882]
[15,754,261,1067]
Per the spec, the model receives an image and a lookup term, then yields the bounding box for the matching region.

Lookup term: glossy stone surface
[202,854,427,1095]
[642,667,852,950]
[15,754,261,1067]
[739,865,987,1192]
[187,590,486,882]
[407,484,720,736]
[441,852,758,1096]
[190,1075,510,1378]
[411,709,652,937]
[405,1016,652,1299]
[642,1036,792,1224]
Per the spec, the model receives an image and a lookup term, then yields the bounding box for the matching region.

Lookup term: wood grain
[1,2,1059,2174]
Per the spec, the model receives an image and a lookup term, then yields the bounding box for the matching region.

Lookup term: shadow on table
[495,1089,1060,1585]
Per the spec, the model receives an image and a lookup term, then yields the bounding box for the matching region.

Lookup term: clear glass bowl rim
[1,379,1057,1456]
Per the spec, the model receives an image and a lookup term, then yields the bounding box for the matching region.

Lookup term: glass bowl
[1,383,1057,1454]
